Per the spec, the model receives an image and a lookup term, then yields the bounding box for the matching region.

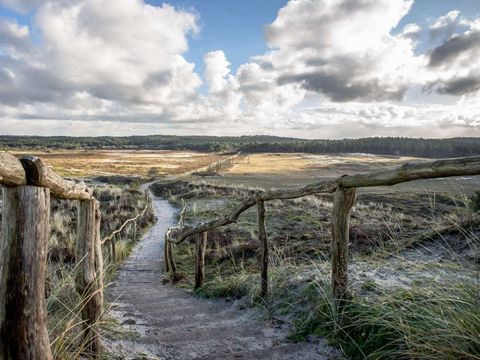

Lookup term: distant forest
[1,135,480,158]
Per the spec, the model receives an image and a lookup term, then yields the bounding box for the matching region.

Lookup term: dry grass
[0,183,155,359]
[226,153,418,176]
[202,153,480,195]
[11,149,226,178]
[164,180,480,359]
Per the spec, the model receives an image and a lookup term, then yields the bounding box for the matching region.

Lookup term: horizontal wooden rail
[169,179,340,244]
[20,156,92,200]
[0,153,93,200]
[0,152,26,186]
[164,155,480,303]
[341,155,480,188]
[167,155,480,244]
[101,193,151,245]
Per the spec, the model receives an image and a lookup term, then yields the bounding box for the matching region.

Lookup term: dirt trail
[106,186,339,359]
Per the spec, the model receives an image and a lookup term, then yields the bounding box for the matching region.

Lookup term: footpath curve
[106,183,339,359]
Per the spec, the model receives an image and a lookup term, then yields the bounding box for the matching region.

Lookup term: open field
[2,150,479,359]
[150,152,480,360]
[11,150,226,178]
[200,152,480,195]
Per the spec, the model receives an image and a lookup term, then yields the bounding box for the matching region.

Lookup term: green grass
[285,271,480,359]
[193,256,480,359]
[160,179,480,359]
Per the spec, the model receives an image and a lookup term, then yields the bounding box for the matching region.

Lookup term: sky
[0,0,480,138]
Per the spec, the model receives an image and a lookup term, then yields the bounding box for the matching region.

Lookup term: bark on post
[164,233,170,273]
[93,201,104,308]
[19,156,92,200]
[133,221,137,242]
[194,231,208,290]
[0,152,26,186]
[76,199,102,357]
[167,241,177,280]
[257,200,269,298]
[110,238,116,264]
[331,185,356,305]
[0,186,53,360]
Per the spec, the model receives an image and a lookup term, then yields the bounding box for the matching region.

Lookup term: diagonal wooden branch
[167,155,480,246]
[101,194,151,245]
[340,155,480,188]
[168,178,340,244]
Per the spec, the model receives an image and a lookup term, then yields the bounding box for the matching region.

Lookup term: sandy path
[106,187,339,359]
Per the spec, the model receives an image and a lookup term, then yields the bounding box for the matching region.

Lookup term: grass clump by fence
[193,253,480,359]
[288,275,480,359]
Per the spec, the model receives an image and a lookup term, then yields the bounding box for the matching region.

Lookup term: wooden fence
[165,155,480,309]
[2,151,480,357]
[0,152,151,359]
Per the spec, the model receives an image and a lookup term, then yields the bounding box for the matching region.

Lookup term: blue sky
[4,0,477,75]
[157,0,480,75]
[0,0,480,137]
[145,0,480,74]
[146,0,288,74]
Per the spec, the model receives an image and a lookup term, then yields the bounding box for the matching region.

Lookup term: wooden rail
[2,151,480,357]
[169,179,339,244]
[164,155,480,307]
[0,153,102,359]
[101,192,152,264]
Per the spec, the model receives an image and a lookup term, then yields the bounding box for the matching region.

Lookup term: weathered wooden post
[76,199,102,357]
[257,200,269,298]
[164,233,170,273]
[194,231,208,290]
[331,185,356,305]
[110,237,116,264]
[133,221,137,242]
[164,236,170,273]
[0,186,53,360]
[167,240,178,280]
[94,201,104,308]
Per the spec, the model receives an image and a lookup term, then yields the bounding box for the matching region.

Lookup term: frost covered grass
[166,180,480,359]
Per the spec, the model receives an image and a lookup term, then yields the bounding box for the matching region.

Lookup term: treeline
[1,135,480,158]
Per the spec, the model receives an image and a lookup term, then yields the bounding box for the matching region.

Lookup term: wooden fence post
[257,200,269,298]
[194,231,208,290]
[110,237,116,264]
[0,186,53,360]
[76,199,102,357]
[167,241,178,281]
[93,201,104,308]
[164,233,170,273]
[331,185,356,306]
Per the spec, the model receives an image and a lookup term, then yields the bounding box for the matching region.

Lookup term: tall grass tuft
[342,285,480,359]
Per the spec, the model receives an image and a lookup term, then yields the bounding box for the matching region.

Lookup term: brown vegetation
[11,150,226,178]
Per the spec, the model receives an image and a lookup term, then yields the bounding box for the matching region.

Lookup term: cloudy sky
[0,0,479,138]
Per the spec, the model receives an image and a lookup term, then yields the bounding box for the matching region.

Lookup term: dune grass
[0,183,155,359]
[167,181,480,359]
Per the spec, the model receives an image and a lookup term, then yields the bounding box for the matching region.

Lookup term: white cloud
[259,0,426,102]
[204,50,231,93]
[0,0,480,138]
[429,10,463,41]
[0,0,205,124]
[424,13,480,98]
[0,17,31,54]
[203,50,242,118]
[1,0,44,13]
[36,0,200,104]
